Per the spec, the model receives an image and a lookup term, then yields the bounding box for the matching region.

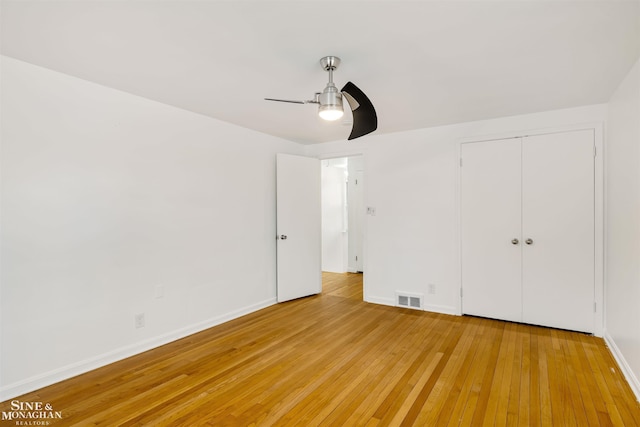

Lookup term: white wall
[0,56,304,400]
[605,57,640,397]
[306,104,607,315]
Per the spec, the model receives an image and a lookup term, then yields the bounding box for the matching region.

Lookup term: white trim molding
[423,304,459,316]
[364,295,395,307]
[0,298,277,401]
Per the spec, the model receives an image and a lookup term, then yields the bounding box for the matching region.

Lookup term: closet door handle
[511,238,519,245]
[525,238,533,245]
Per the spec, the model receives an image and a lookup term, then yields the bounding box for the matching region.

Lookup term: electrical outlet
[367,207,376,216]
[135,313,145,329]
[428,284,436,295]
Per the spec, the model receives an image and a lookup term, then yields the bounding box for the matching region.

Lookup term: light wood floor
[2,272,639,426]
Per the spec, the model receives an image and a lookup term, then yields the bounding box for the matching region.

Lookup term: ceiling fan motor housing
[319,82,343,108]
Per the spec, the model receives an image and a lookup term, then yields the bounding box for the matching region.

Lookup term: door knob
[279,235,288,240]
[525,238,533,245]
[511,238,519,245]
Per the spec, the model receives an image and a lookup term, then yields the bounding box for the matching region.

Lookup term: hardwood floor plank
[320,312,442,425]
[273,312,409,425]
[372,315,458,424]
[434,319,483,426]
[506,324,524,426]
[517,325,531,427]
[417,319,480,425]
[564,332,599,426]
[537,328,554,426]
[528,330,541,427]
[345,316,448,425]
[1,272,638,426]
[477,320,507,426]
[398,320,467,426]
[386,352,444,426]
[495,323,517,427]
[448,320,495,426]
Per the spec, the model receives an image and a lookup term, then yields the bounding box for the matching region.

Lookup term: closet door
[461,138,522,322]
[521,130,594,333]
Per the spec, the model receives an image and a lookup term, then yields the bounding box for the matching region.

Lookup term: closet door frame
[456,123,604,337]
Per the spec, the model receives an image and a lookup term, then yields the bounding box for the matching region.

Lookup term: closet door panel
[521,130,594,333]
[461,139,522,322]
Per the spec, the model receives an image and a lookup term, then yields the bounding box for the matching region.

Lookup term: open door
[276,153,321,302]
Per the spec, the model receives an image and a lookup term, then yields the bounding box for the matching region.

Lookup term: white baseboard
[604,332,640,402]
[365,296,458,317]
[0,298,277,401]
[364,295,396,307]
[423,304,458,316]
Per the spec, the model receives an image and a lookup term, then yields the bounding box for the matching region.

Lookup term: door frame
[316,152,367,300]
[456,123,604,337]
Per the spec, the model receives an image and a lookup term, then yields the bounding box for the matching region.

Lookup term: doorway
[321,156,364,295]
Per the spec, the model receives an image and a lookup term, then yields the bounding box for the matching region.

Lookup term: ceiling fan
[265,56,377,140]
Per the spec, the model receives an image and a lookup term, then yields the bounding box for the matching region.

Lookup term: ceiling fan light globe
[319,106,344,121]
[318,86,343,121]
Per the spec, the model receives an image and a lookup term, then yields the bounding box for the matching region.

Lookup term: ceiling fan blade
[264,98,306,104]
[341,81,377,140]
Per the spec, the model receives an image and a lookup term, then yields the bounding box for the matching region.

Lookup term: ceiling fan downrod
[318,56,343,120]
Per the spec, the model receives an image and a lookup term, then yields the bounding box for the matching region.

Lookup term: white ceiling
[2,1,639,144]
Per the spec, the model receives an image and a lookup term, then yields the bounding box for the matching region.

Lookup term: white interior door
[461,139,523,322]
[521,130,595,332]
[276,153,321,302]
